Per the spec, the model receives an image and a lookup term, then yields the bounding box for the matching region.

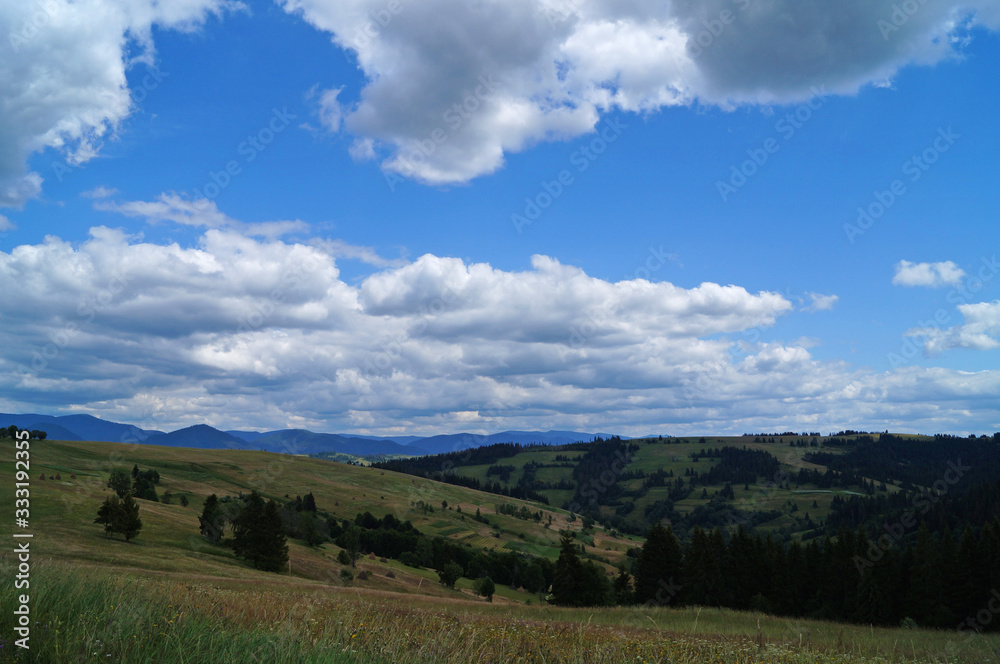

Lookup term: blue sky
[1,0,998,436]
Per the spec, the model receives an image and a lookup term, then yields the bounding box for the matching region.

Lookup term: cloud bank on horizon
[1,206,997,435]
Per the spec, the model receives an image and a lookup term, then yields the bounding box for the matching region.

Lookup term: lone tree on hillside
[437,561,463,589]
[474,576,496,601]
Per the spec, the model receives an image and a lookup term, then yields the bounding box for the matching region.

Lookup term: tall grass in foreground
[1,557,997,664]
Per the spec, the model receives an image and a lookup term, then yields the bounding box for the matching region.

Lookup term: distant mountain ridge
[0,413,157,443]
[1,412,617,458]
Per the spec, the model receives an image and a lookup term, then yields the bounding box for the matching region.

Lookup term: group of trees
[94,466,152,541]
[199,492,289,572]
[106,465,161,502]
[587,519,1000,631]
[374,444,553,504]
[94,494,142,541]
[1,425,46,440]
[330,510,554,593]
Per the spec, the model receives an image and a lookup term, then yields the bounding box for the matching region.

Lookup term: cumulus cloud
[280,0,999,184]
[0,214,15,231]
[893,260,967,287]
[907,300,1000,353]
[0,0,243,208]
[803,292,839,312]
[1,214,998,435]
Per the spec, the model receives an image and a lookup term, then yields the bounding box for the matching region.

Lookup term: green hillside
[4,436,1000,663]
[374,433,923,541]
[1,438,636,596]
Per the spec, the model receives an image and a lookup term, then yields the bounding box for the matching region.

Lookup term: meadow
[1,438,998,663]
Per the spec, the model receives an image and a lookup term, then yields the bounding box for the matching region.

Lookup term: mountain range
[0,412,615,458]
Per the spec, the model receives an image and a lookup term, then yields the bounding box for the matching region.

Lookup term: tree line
[552,519,1000,632]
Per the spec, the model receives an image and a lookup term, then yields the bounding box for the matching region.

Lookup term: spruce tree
[255,499,290,572]
[94,495,120,537]
[634,522,682,605]
[199,494,225,543]
[550,531,584,605]
[233,492,289,572]
[118,495,143,542]
[613,565,634,605]
[904,523,947,627]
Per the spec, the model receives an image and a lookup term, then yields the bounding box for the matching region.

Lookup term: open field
[3,557,999,664]
[2,437,998,663]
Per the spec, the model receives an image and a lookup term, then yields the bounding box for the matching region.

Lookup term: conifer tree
[118,494,143,542]
[199,494,225,543]
[634,522,682,605]
[233,491,289,572]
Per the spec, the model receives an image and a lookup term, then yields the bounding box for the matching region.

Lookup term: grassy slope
[2,437,998,663]
[1,438,635,595]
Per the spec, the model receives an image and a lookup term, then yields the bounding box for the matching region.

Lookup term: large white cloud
[1,204,998,435]
[0,0,242,207]
[908,300,1000,353]
[282,0,1000,184]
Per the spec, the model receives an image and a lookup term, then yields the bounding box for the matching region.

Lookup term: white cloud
[279,0,999,184]
[94,192,310,238]
[0,0,244,208]
[81,185,119,199]
[317,86,346,132]
[907,300,1000,353]
[0,214,15,231]
[2,212,998,435]
[893,260,967,287]
[804,292,839,312]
